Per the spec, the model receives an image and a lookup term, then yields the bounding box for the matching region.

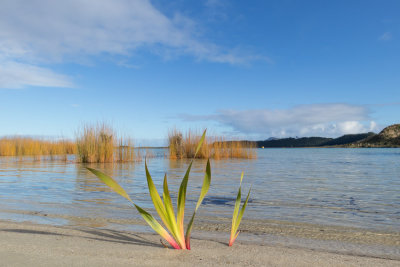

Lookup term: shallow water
[0,148,399,233]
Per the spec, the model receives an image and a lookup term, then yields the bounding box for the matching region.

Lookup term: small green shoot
[229,172,251,247]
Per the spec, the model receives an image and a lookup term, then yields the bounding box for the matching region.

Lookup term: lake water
[1,148,399,232]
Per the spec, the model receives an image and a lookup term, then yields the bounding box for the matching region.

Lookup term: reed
[76,123,136,163]
[168,129,184,160]
[212,140,257,159]
[0,137,76,157]
[116,137,135,163]
[76,123,113,163]
[168,129,257,159]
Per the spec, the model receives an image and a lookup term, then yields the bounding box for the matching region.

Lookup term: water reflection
[74,163,139,208]
[0,148,399,231]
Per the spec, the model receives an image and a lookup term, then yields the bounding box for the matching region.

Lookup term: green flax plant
[229,172,251,246]
[87,130,210,249]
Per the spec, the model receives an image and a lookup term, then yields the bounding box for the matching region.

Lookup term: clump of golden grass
[212,139,257,159]
[116,137,135,163]
[168,129,257,159]
[76,123,114,163]
[76,123,136,163]
[168,129,184,159]
[168,129,208,159]
[0,137,76,158]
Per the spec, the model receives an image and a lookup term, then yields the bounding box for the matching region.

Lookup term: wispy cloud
[0,0,263,88]
[205,0,229,21]
[0,61,73,89]
[180,104,380,138]
[379,31,393,41]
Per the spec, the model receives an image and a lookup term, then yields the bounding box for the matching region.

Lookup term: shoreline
[1,208,399,259]
[1,219,399,266]
[2,208,399,246]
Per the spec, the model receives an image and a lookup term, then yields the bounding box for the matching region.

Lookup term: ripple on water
[0,148,399,232]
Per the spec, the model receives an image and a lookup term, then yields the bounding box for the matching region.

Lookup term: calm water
[0,148,399,232]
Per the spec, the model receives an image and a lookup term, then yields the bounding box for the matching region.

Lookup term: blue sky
[0,0,399,145]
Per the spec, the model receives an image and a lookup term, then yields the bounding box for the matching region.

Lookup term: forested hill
[321,132,375,146]
[256,133,375,148]
[256,137,331,148]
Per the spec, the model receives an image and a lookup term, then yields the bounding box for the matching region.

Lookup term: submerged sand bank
[0,220,399,267]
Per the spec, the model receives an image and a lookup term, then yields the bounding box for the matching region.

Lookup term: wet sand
[1,220,399,267]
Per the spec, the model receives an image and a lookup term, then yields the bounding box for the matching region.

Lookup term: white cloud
[0,0,262,88]
[180,104,379,137]
[379,32,393,41]
[369,121,378,132]
[1,0,184,60]
[0,61,73,88]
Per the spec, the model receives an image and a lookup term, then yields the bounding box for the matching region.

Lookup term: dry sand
[0,220,399,267]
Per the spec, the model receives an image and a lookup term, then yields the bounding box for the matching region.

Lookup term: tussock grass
[1,126,256,162]
[1,123,136,163]
[0,137,76,158]
[76,123,136,163]
[168,129,257,159]
[116,137,135,163]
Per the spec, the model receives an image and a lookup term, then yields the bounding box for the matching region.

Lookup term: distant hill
[256,132,377,148]
[321,132,375,146]
[257,137,331,148]
[348,124,400,147]
[222,124,400,148]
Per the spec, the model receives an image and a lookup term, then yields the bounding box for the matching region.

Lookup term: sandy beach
[0,220,399,267]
